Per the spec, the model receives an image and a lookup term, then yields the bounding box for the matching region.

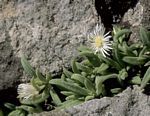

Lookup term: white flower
[17,83,39,100]
[88,24,112,57]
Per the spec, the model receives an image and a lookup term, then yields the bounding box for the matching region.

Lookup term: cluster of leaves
[49,26,150,109]
[4,56,61,116]
[2,26,150,116]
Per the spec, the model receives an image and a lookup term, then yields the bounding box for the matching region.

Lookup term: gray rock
[33,86,150,116]
[65,86,150,116]
[122,0,150,28]
[0,25,23,90]
[32,110,70,116]
[8,0,98,74]
[122,0,150,43]
[0,0,98,90]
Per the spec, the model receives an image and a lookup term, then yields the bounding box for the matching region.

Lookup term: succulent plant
[49,26,150,109]
[4,25,150,115]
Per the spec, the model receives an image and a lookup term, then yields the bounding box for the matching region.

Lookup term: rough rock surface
[0,0,98,90]
[65,86,150,116]
[122,0,150,43]
[33,110,70,116]
[33,86,150,116]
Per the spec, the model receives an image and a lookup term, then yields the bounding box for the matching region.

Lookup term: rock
[122,0,150,43]
[32,110,70,116]
[0,0,98,91]
[65,86,150,116]
[32,86,150,116]
[122,0,150,28]
[95,0,138,28]
[0,31,23,90]
[8,0,98,74]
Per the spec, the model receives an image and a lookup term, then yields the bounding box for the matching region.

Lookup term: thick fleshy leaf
[123,56,146,65]
[118,69,128,80]
[65,95,78,101]
[16,105,41,113]
[57,100,83,110]
[140,27,150,47]
[130,75,141,85]
[21,55,36,77]
[98,55,122,70]
[36,69,46,82]
[84,78,95,94]
[0,109,3,116]
[95,74,117,96]
[85,95,95,101]
[63,68,73,78]
[144,61,150,66]
[110,88,122,94]
[61,91,75,96]
[78,45,92,52]
[71,59,80,73]
[4,103,16,110]
[93,63,109,74]
[8,110,25,116]
[113,29,131,43]
[76,62,92,73]
[50,89,61,106]
[49,79,90,96]
[79,51,101,67]
[71,74,84,85]
[141,67,150,89]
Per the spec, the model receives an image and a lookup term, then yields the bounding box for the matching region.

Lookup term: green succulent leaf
[79,51,101,67]
[46,73,52,81]
[66,78,76,84]
[98,55,122,70]
[8,110,25,116]
[4,103,16,110]
[130,75,141,85]
[21,55,36,77]
[78,45,92,52]
[129,43,143,50]
[36,69,46,82]
[61,91,75,96]
[123,56,146,65]
[113,29,131,43]
[16,105,41,113]
[113,44,124,67]
[71,74,85,85]
[110,88,122,94]
[118,69,128,80]
[65,95,78,101]
[122,42,136,56]
[71,59,80,74]
[49,79,90,96]
[57,100,83,110]
[140,27,150,47]
[93,63,109,74]
[144,61,150,66]
[141,66,150,89]
[61,74,66,80]
[85,95,95,101]
[84,78,95,94]
[76,62,92,73]
[95,74,118,96]
[0,109,3,116]
[63,68,73,78]
[50,88,62,106]
[139,46,147,57]
[31,78,44,91]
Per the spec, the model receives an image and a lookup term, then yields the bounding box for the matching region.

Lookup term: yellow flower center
[94,36,104,48]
